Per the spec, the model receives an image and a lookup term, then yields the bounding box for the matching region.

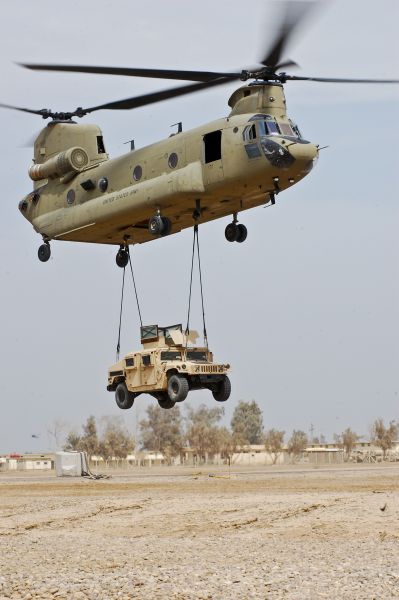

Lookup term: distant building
[0,454,54,471]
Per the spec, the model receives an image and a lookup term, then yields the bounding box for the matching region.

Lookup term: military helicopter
[1,1,398,267]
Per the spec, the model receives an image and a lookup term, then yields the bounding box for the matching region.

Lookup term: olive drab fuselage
[19,83,319,246]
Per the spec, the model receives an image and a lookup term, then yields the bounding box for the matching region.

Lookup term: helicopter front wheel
[116,246,129,268]
[38,242,51,262]
[225,222,248,243]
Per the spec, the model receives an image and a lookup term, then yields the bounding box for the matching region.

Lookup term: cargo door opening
[204,130,222,163]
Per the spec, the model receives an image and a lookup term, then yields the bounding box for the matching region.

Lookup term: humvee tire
[115,381,135,409]
[167,375,189,403]
[157,393,176,409]
[212,375,231,402]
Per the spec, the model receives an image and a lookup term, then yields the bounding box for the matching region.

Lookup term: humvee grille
[199,365,220,373]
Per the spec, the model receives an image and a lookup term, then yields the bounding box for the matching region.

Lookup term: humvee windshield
[161,351,182,361]
[186,350,208,361]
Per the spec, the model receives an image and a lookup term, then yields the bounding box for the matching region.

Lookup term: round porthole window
[133,165,142,181]
[67,189,75,205]
[98,177,108,192]
[168,152,178,169]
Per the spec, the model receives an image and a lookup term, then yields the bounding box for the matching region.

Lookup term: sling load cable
[116,246,143,361]
[185,223,208,350]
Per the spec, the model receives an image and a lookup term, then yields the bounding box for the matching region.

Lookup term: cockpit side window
[243,124,257,141]
[289,120,302,138]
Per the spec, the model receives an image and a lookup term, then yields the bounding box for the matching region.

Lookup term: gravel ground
[0,464,398,599]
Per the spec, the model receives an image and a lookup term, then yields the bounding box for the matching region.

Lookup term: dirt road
[1,464,398,599]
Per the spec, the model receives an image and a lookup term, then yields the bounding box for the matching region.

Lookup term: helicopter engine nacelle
[28,146,89,181]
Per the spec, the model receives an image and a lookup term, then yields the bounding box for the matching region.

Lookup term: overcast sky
[0,0,398,453]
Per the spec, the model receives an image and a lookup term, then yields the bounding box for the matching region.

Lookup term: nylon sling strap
[128,248,143,328]
[116,265,126,361]
[185,224,208,348]
[116,246,143,361]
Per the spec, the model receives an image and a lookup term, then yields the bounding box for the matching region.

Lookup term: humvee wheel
[167,375,189,403]
[157,394,176,409]
[116,247,129,268]
[115,382,135,409]
[212,376,231,402]
[38,242,51,262]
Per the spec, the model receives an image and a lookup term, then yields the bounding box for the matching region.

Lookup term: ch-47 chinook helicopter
[1,2,398,267]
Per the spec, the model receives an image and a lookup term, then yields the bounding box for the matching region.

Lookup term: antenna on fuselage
[170,122,183,134]
[123,139,135,151]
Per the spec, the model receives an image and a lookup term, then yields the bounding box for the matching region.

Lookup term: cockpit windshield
[258,120,280,136]
[248,113,302,139]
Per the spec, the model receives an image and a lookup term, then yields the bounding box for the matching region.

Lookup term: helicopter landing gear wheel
[38,242,51,262]
[116,246,129,268]
[225,222,239,242]
[160,217,172,236]
[225,214,247,243]
[236,223,247,243]
[148,214,171,236]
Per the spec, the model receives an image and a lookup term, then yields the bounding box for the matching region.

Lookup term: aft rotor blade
[82,77,232,114]
[260,1,316,68]
[21,63,239,83]
[284,75,399,84]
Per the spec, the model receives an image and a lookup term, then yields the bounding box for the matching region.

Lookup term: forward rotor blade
[21,63,239,83]
[82,77,233,114]
[260,1,316,68]
[284,75,399,84]
[0,102,50,117]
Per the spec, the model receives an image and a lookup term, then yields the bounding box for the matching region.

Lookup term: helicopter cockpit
[243,113,303,141]
[242,113,313,169]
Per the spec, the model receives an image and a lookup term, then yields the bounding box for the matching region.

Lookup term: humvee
[107,324,231,409]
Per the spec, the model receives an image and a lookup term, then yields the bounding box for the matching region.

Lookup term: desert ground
[0,464,398,600]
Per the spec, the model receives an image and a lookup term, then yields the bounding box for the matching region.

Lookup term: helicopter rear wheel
[148,214,171,236]
[116,246,129,268]
[148,215,164,236]
[160,216,172,236]
[38,242,51,262]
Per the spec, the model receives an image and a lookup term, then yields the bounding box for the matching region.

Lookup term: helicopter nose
[286,141,319,162]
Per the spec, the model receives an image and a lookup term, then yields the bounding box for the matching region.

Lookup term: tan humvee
[107,324,231,409]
